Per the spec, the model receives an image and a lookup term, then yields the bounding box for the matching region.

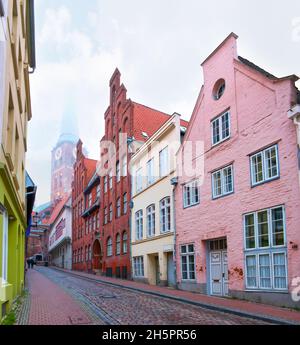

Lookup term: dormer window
[213,79,226,100]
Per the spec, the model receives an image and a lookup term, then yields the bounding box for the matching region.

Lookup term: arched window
[160,197,171,233]
[116,197,121,218]
[107,237,112,257]
[147,204,155,237]
[122,231,128,254]
[116,234,121,255]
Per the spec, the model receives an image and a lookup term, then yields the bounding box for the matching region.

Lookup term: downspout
[171,177,178,288]
[287,104,300,188]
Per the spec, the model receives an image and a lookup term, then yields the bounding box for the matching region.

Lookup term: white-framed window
[109,203,113,222]
[123,193,127,214]
[116,234,121,255]
[116,198,121,218]
[135,210,143,240]
[250,145,279,186]
[122,155,127,177]
[245,251,287,290]
[180,244,195,280]
[88,245,92,260]
[212,165,233,199]
[159,146,169,177]
[104,176,108,193]
[183,180,200,208]
[244,205,286,250]
[116,161,120,183]
[244,205,287,291]
[133,256,144,277]
[1,205,8,283]
[211,111,230,145]
[109,170,113,189]
[136,167,143,193]
[104,207,108,225]
[122,231,128,254]
[146,204,155,237]
[107,237,112,257]
[147,158,155,186]
[96,185,100,199]
[160,197,171,233]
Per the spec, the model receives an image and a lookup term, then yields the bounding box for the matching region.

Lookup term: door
[167,252,176,287]
[210,250,228,296]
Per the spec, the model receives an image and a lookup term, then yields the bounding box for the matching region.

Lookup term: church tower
[50,111,79,204]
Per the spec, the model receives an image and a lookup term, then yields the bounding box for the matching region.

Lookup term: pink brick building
[175,33,300,308]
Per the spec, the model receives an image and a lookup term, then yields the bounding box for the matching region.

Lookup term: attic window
[213,79,226,100]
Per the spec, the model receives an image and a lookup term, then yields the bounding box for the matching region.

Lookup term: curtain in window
[246,256,257,287]
[259,254,271,288]
[273,253,287,289]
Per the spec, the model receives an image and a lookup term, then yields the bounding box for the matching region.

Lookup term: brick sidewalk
[52,267,300,325]
[23,269,97,325]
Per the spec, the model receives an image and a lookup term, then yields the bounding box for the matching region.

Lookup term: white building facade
[48,198,72,269]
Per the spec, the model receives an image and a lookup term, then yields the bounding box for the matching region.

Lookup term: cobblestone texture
[20,267,271,325]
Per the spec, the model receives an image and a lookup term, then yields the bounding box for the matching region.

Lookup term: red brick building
[98,69,183,278]
[71,140,97,271]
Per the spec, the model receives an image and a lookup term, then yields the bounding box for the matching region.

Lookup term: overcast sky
[27,0,300,206]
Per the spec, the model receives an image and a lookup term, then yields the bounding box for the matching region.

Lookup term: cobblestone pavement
[21,267,272,325]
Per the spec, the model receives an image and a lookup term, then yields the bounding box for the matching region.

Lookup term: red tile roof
[46,195,70,225]
[84,158,97,183]
[132,102,188,141]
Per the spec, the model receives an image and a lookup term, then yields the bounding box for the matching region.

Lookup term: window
[122,232,128,254]
[146,204,155,237]
[107,237,112,256]
[147,158,155,185]
[244,206,286,250]
[133,256,144,277]
[96,185,100,199]
[93,215,96,230]
[122,155,127,177]
[211,111,230,145]
[109,170,113,189]
[116,161,120,183]
[213,79,226,100]
[123,193,127,214]
[212,165,233,199]
[135,210,143,240]
[104,176,108,193]
[116,198,121,218]
[250,145,279,186]
[88,245,92,261]
[183,180,200,208]
[85,246,88,261]
[160,197,171,233]
[136,168,143,193]
[159,146,169,177]
[116,234,121,255]
[244,205,287,291]
[109,203,113,222]
[180,244,195,280]
[104,207,108,225]
[88,193,92,207]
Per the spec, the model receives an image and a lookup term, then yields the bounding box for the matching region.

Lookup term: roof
[47,195,70,225]
[238,56,299,82]
[132,102,189,142]
[34,201,52,213]
[84,158,97,183]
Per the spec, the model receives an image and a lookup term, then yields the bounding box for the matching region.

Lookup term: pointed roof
[46,194,70,226]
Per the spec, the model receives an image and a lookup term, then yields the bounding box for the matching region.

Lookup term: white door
[210,250,228,296]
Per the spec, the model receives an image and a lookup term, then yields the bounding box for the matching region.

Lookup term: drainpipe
[287,105,300,187]
[170,177,178,288]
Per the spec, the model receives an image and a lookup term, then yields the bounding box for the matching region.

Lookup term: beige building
[130,113,187,286]
[0,0,36,319]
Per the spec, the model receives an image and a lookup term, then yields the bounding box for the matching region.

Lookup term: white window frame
[133,256,144,277]
[135,210,143,240]
[104,176,108,193]
[159,146,169,177]
[146,204,155,237]
[122,232,128,254]
[250,144,279,186]
[243,205,286,251]
[136,167,143,193]
[109,170,113,189]
[180,244,196,281]
[1,205,8,284]
[123,193,127,214]
[160,197,171,233]
[122,155,127,177]
[147,158,155,186]
[109,203,113,222]
[116,198,121,218]
[212,165,234,199]
[211,111,231,146]
[96,185,100,199]
[116,161,120,183]
[183,180,200,208]
[116,234,121,255]
[107,238,112,257]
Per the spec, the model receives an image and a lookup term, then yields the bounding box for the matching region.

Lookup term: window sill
[211,136,231,149]
[251,176,280,188]
[212,191,234,200]
[245,289,288,294]
[183,202,200,209]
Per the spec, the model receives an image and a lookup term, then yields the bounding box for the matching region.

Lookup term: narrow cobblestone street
[17,267,273,325]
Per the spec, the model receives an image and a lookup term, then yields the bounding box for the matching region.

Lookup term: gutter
[27,0,36,73]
